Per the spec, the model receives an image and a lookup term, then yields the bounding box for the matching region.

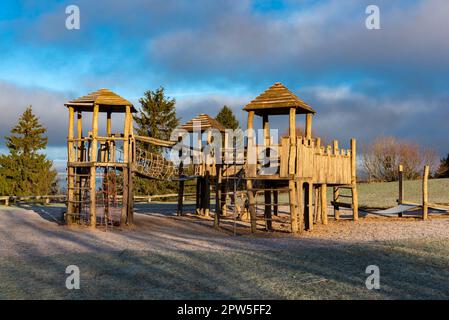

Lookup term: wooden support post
[106,111,112,136]
[422,165,429,220]
[289,108,296,175]
[273,191,279,216]
[264,186,272,231]
[350,139,358,221]
[214,165,222,229]
[67,107,75,225]
[321,184,328,225]
[177,171,185,216]
[289,180,298,233]
[398,164,404,204]
[304,182,313,231]
[314,186,320,224]
[77,111,83,161]
[121,105,131,225]
[247,180,257,233]
[296,181,303,233]
[247,111,256,177]
[246,110,257,232]
[398,164,404,217]
[177,137,184,217]
[220,182,227,217]
[89,104,99,227]
[305,113,313,140]
[196,178,201,215]
[204,171,211,218]
[333,186,340,220]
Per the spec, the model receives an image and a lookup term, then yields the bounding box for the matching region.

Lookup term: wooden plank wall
[248,137,352,185]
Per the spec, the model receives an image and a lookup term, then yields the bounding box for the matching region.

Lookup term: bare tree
[362,136,437,182]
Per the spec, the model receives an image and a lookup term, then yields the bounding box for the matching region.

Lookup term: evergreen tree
[133,87,180,195]
[0,106,57,196]
[215,105,239,130]
[134,87,179,152]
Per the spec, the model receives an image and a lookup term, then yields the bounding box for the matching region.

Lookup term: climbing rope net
[133,135,201,181]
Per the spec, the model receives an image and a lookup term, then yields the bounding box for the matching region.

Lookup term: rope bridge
[133,135,200,181]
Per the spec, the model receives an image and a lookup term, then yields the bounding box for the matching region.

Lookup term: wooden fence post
[422,165,429,220]
[350,139,358,221]
[398,164,404,217]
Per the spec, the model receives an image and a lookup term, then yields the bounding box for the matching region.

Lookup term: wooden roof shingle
[65,88,136,113]
[243,82,315,115]
[179,113,226,133]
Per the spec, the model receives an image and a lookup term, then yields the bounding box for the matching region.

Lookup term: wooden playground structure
[64,83,359,233]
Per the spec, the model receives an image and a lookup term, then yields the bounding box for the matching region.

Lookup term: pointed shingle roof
[179,113,226,133]
[65,88,136,113]
[243,82,315,115]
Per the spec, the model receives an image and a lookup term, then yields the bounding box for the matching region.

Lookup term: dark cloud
[0,81,69,147]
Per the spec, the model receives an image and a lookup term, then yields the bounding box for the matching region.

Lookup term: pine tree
[215,105,239,130]
[133,87,180,195]
[134,87,180,152]
[0,106,57,196]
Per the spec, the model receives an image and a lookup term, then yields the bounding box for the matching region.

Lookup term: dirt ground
[1,203,449,299]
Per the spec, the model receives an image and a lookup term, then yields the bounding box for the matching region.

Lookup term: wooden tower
[65,89,136,228]
[177,114,226,217]
[243,82,358,233]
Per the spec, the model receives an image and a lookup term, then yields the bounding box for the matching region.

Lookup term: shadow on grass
[2,235,449,299]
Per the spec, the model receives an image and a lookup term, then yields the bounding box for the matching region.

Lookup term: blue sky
[0,0,448,171]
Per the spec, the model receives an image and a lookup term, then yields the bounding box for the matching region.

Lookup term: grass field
[259,178,449,210]
[2,238,449,299]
